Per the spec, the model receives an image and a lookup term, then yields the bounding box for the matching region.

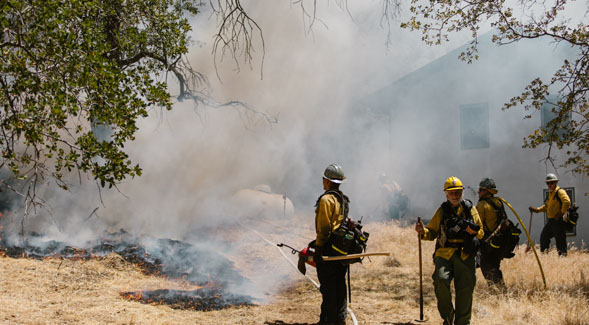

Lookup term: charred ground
[0,221,588,324]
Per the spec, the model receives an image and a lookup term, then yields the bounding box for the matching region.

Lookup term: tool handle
[417,216,424,321]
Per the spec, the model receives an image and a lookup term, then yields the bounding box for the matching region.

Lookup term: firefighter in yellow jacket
[313,163,349,325]
[529,173,571,256]
[415,176,484,325]
[476,178,506,288]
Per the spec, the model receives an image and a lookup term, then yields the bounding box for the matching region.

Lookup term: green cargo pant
[432,251,476,325]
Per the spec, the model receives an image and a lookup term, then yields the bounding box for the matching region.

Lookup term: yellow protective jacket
[476,195,504,232]
[315,191,346,247]
[535,186,571,220]
[421,200,484,261]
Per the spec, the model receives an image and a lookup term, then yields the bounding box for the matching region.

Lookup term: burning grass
[0,229,256,313]
[0,220,589,324]
[120,287,255,311]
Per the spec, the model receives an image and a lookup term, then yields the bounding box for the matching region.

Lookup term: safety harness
[437,199,475,249]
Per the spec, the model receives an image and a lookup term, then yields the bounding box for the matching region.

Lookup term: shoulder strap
[462,199,474,220]
[319,189,350,221]
[440,201,453,222]
[554,189,563,206]
[545,188,563,206]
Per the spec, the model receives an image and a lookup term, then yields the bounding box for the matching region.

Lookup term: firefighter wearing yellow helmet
[415,176,484,325]
[529,173,571,256]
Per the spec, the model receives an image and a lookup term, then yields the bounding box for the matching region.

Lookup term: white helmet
[323,163,346,184]
[545,173,558,182]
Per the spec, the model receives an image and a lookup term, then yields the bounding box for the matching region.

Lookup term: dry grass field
[1,220,588,325]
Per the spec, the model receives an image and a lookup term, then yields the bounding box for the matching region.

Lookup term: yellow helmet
[443,176,464,191]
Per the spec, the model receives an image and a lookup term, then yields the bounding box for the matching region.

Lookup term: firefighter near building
[529,173,572,256]
[476,177,522,289]
[415,176,484,325]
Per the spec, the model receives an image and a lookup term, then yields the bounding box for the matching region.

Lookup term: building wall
[353,35,587,245]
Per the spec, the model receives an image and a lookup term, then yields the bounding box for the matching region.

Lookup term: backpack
[565,204,580,232]
[480,197,521,259]
[549,189,579,232]
[329,218,369,265]
[322,190,369,265]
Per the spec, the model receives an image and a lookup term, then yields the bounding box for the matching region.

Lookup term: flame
[120,291,144,301]
[120,291,168,307]
[71,248,87,261]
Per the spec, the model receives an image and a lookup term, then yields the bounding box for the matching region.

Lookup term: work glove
[313,245,324,264]
[563,213,570,222]
[415,219,425,236]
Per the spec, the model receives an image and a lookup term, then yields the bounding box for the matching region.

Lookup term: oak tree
[1,0,270,212]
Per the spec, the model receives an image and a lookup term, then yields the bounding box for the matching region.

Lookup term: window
[91,120,113,142]
[541,97,571,139]
[460,103,489,150]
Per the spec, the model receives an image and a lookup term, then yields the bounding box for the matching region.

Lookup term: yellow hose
[498,197,547,288]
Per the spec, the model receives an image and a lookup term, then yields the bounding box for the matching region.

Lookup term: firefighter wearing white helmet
[415,176,484,325]
[529,173,571,256]
[313,163,349,325]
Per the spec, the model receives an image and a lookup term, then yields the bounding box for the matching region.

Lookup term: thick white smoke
[3,0,587,300]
